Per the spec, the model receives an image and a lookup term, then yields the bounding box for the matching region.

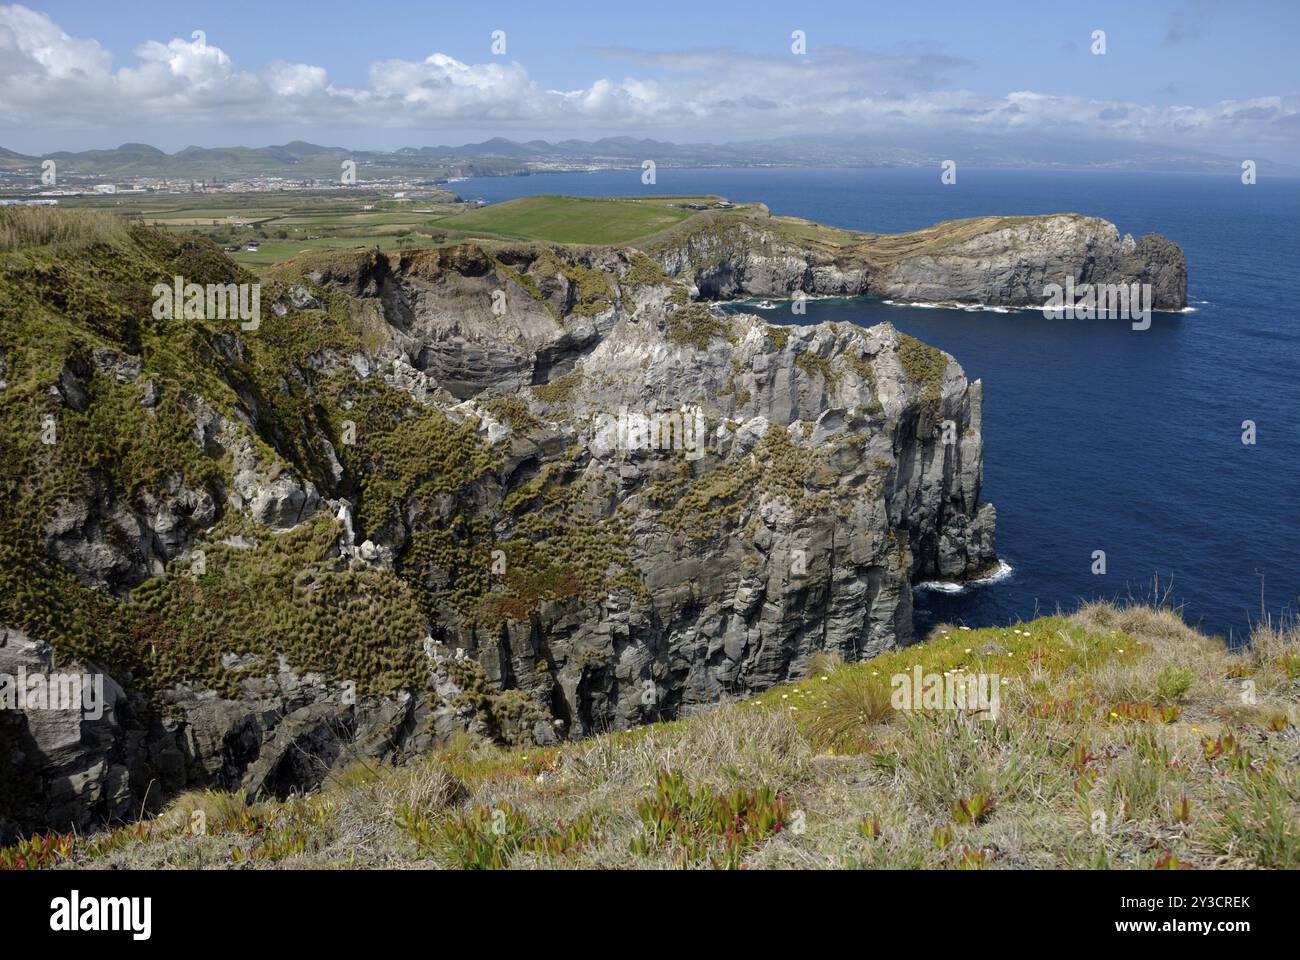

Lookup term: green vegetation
[1,207,1256,872]
[11,601,1295,870]
[766,324,791,350]
[795,352,840,389]
[630,769,789,868]
[401,802,595,869]
[664,304,733,350]
[897,333,948,407]
[529,249,613,316]
[51,190,464,269]
[0,207,132,252]
[621,251,670,288]
[429,195,696,245]
[650,424,829,540]
[532,370,582,404]
[478,394,541,432]
[483,451,645,628]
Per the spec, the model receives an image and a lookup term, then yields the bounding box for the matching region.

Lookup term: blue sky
[5,0,1300,161]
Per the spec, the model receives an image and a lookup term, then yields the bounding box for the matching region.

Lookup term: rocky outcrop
[654,218,869,300]
[277,248,997,738]
[459,315,995,736]
[874,215,1187,309]
[0,624,533,841]
[15,203,1162,839]
[649,210,1187,310]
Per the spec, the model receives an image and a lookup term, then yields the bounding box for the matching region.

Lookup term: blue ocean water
[453,167,1300,642]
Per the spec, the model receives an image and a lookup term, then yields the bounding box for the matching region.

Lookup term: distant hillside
[4,136,1296,182]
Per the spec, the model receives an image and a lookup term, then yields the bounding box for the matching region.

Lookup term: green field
[55,190,466,267]
[50,190,756,269]
[430,194,700,244]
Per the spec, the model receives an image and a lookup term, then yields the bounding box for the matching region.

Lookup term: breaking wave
[914,559,1014,595]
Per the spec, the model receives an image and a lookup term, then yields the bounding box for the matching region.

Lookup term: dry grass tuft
[0,207,130,252]
[9,601,1296,870]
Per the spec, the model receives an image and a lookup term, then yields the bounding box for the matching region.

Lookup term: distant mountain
[0,146,37,171]
[2,136,1296,182]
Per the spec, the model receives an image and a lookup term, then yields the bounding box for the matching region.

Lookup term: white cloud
[0,2,110,81]
[266,61,328,98]
[0,3,1295,157]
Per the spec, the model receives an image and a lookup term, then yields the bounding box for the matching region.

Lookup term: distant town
[0,176,471,205]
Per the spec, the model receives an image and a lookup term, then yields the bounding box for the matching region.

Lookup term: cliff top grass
[429,195,702,245]
[12,601,1296,870]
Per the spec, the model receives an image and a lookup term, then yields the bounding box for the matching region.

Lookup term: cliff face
[649,210,1188,310]
[287,245,996,733]
[2,220,998,837]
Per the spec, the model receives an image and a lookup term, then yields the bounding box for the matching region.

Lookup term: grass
[897,333,949,408]
[0,207,131,252]
[664,303,734,350]
[48,190,464,270]
[10,600,1295,870]
[430,195,696,245]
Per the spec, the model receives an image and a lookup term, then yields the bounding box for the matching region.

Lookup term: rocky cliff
[649,208,1187,310]
[2,210,1015,838]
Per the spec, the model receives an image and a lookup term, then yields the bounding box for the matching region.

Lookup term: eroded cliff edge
[647,207,1187,310]
[5,203,1161,836]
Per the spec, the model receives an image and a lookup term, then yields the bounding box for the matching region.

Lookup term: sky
[3,0,1299,162]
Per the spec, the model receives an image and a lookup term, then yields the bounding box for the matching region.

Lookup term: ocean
[451,166,1300,642]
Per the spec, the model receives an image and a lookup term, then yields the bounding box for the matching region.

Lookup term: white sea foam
[883,299,1036,314]
[914,559,1014,595]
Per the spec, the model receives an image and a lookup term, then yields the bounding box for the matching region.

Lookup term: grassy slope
[430,195,698,244]
[9,603,1297,870]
